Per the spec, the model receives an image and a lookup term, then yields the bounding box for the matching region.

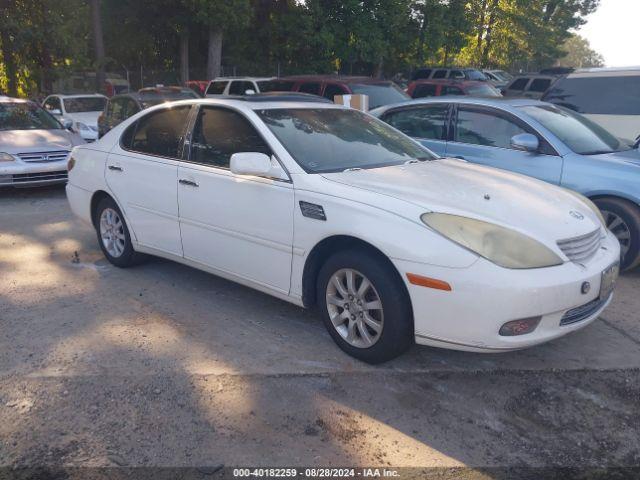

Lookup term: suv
[42,94,107,142]
[276,75,409,109]
[482,69,513,89]
[542,67,640,141]
[205,77,277,96]
[502,74,557,99]
[98,87,199,138]
[407,79,501,99]
[411,67,487,82]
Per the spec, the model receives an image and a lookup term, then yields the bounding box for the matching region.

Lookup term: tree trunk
[373,56,384,79]
[207,26,223,79]
[481,0,499,67]
[0,29,18,96]
[417,3,428,65]
[179,30,189,85]
[89,0,106,93]
[476,0,488,61]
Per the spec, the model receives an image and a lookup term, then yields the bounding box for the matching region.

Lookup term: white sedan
[66,97,620,363]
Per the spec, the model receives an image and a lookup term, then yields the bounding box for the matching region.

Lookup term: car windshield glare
[139,91,198,107]
[257,108,436,173]
[63,97,107,113]
[520,104,631,155]
[0,102,61,131]
[348,83,409,109]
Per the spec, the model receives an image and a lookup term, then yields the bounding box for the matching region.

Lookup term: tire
[94,197,143,268]
[594,197,640,271]
[316,249,413,363]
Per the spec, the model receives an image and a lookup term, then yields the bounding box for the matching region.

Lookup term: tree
[89,0,106,92]
[557,33,604,68]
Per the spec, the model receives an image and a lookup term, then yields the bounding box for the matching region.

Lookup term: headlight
[0,152,15,162]
[421,213,563,269]
[563,189,606,228]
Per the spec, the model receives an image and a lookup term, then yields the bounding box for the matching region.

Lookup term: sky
[579,0,640,67]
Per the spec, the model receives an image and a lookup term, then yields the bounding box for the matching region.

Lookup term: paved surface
[0,186,639,474]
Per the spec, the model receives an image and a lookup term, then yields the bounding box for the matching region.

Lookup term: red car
[407,79,502,99]
[275,75,409,109]
[185,80,208,96]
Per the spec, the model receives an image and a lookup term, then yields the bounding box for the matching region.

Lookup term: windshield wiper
[343,167,363,172]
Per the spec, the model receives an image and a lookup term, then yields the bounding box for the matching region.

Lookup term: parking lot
[0,186,638,475]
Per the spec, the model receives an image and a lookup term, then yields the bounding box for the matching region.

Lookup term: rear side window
[206,81,228,95]
[228,81,256,95]
[383,105,449,140]
[258,80,294,92]
[298,82,322,95]
[413,69,431,80]
[323,83,348,101]
[412,84,438,98]
[442,86,464,96]
[449,70,464,79]
[189,107,271,168]
[544,75,640,115]
[123,105,191,158]
[508,78,529,91]
[433,70,447,79]
[529,78,552,93]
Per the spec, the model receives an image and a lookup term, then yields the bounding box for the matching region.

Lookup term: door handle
[179,179,199,187]
[108,165,123,171]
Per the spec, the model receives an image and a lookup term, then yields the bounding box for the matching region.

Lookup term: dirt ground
[0,186,639,479]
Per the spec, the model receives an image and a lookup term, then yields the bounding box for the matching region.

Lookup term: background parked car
[42,93,107,142]
[371,97,640,270]
[483,69,513,89]
[542,67,640,142]
[205,77,276,96]
[411,67,488,82]
[0,96,84,187]
[275,75,410,109]
[407,79,502,99]
[502,74,557,99]
[98,86,199,137]
[185,80,207,96]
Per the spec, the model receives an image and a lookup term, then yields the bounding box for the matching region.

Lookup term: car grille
[17,150,70,163]
[0,171,68,185]
[560,294,610,326]
[557,229,602,263]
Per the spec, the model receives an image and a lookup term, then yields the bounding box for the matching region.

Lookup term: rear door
[381,103,450,156]
[447,104,562,184]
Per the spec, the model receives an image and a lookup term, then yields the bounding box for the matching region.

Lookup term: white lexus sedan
[66,97,620,363]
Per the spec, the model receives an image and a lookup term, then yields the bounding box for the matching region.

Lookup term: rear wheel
[594,197,640,271]
[317,249,413,363]
[94,197,142,268]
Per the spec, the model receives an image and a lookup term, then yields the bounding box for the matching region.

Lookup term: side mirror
[61,118,74,130]
[50,109,62,115]
[511,133,539,153]
[230,152,287,180]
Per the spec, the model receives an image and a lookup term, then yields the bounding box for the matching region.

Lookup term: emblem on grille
[569,210,584,220]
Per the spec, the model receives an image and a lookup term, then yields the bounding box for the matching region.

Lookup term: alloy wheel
[99,208,126,258]
[602,210,631,260]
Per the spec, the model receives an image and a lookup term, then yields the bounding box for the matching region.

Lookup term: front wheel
[316,250,413,363]
[595,197,640,271]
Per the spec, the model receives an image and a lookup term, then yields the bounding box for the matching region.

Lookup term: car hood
[321,158,602,242]
[0,129,82,153]
[587,148,640,166]
[64,111,101,126]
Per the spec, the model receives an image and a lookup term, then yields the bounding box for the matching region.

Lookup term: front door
[381,103,450,156]
[177,106,294,293]
[447,105,563,185]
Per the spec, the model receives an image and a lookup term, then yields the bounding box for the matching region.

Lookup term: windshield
[0,102,61,131]
[257,108,436,173]
[466,84,502,97]
[349,83,410,109]
[491,71,513,82]
[139,90,199,107]
[520,104,632,155]
[63,97,106,113]
[466,70,488,81]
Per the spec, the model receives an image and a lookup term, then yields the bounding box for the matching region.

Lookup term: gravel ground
[0,186,639,479]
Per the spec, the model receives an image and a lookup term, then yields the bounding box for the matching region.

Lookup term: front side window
[449,70,464,79]
[529,78,552,93]
[190,107,271,168]
[63,97,106,113]
[258,80,295,92]
[228,81,256,95]
[124,105,191,158]
[520,104,631,155]
[455,108,527,149]
[383,105,449,140]
[257,108,436,174]
[0,102,61,131]
[412,83,438,98]
[433,70,447,79]
[43,97,62,112]
[298,82,322,95]
[206,81,228,95]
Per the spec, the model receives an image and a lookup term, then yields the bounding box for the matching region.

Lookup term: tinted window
[412,69,431,80]
[442,86,464,96]
[384,105,449,140]
[449,70,464,79]
[190,107,271,168]
[258,108,435,173]
[520,105,631,155]
[109,98,128,122]
[433,70,447,79]
[466,70,488,81]
[258,80,295,92]
[544,75,640,115]
[508,78,529,91]
[455,108,527,149]
[529,78,552,93]
[206,81,228,95]
[228,81,256,95]
[126,106,191,158]
[349,83,410,109]
[323,83,348,100]
[298,82,322,95]
[412,84,438,98]
[63,97,106,113]
[43,97,61,112]
[0,102,61,130]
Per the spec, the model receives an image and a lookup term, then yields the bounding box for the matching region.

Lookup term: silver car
[0,96,84,187]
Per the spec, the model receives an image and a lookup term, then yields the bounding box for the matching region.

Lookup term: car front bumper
[393,230,621,352]
[0,160,68,187]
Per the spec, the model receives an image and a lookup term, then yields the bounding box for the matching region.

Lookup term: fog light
[499,317,541,336]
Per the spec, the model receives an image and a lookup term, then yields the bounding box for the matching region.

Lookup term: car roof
[410,79,486,86]
[211,77,275,81]
[139,97,345,113]
[49,93,107,98]
[568,67,640,77]
[279,75,395,85]
[371,96,547,114]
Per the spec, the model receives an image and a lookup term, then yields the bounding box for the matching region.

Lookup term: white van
[204,77,277,97]
[542,67,640,142]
